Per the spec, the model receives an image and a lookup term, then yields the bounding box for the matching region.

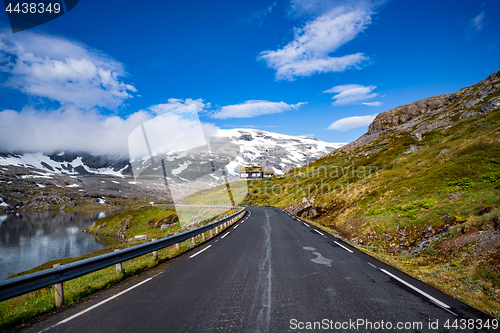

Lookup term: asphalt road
[19,206,496,333]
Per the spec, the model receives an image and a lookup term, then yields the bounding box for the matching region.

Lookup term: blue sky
[0,0,498,155]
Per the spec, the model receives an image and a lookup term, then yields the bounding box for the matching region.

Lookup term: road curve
[18,206,495,333]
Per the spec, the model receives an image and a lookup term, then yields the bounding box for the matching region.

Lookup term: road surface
[18,206,495,333]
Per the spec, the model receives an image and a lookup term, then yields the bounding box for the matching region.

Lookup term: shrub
[402,210,418,219]
[484,171,500,183]
[366,208,384,216]
[403,204,416,211]
[447,178,473,190]
[386,205,403,213]
[420,198,437,209]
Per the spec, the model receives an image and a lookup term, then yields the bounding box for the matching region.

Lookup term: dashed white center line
[367,262,377,269]
[380,269,450,309]
[303,223,309,227]
[233,225,238,229]
[221,232,230,239]
[333,241,353,253]
[189,245,212,258]
[314,229,324,236]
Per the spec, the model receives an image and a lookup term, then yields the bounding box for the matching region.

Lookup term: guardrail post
[202,232,206,242]
[114,250,122,274]
[53,264,64,307]
[176,243,180,251]
[210,229,213,238]
[191,236,195,245]
[152,239,158,259]
[215,226,218,233]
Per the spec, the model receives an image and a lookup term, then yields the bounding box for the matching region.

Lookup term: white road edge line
[430,300,458,316]
[380,269,450,309]
[333,241,353,253]
[314,229,324,236]
[367,262,377,269]
[41,273,162,331]
[189,245,212,258]
[221,232,230,239]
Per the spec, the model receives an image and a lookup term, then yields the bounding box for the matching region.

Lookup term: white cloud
[212,100,306,119]
[360,101,382,106]
[327,113,377,131]
[258,3,375,80]
[0,107,151,155]
[147,98,210,114]
[324,84,380,105]
[472,11,485,31]
[0,30,136,109]
[0,103,220,156]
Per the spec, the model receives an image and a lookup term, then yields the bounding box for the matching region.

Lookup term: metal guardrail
[154,204,244,209]
[0,208,246,303]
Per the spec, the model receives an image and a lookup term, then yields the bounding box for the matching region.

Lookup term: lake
[0,210,121,281]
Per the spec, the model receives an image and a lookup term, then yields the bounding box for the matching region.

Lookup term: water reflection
[0,211,121,280]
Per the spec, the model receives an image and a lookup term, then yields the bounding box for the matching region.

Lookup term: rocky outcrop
[366,70,500,136]
[367,93,457,135]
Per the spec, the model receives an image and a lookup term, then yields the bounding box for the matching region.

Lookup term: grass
[0,210,245,332]
[84,205,240,239]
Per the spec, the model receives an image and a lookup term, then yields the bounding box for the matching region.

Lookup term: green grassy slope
[241,70,500,317]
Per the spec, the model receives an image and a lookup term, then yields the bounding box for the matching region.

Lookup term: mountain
[240,69,500,317]
[0,129,344,178]
[0,151,131,177]
[213,129,345,175]
[0,130,344,211]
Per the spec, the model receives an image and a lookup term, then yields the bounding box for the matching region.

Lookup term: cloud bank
[327,113,377,131]
[0,108,151,155]
[211,100,306,119]
[258,1,380,80]
[0,30,136,108]
[324,83,380,105]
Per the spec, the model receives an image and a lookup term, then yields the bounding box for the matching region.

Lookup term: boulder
[440,215,456,224]
[439,149,450,156]
[479,97,500,114]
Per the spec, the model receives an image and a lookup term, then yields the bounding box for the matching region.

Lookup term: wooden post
[152,239,158,259]
[215,226,218,234]
[114,249,122,274]
[176,243,180,251]
[191,236,195,245]
[53,264,64,307]
[210,229,213,238]
[202,232,206,242]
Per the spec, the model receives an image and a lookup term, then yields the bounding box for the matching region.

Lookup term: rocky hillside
[344,70,500,151]
[240,69,500,317]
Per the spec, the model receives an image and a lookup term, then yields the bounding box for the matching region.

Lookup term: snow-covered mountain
[212,129,345,175]
[0,152,130,177]
[0,129,345,178]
